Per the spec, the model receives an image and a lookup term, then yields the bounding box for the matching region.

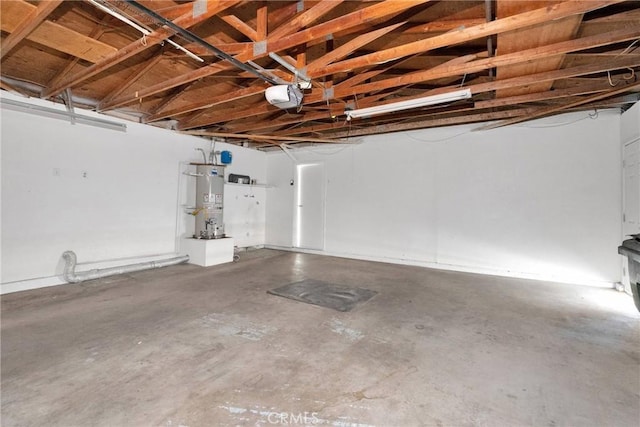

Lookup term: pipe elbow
[62,250,81,283]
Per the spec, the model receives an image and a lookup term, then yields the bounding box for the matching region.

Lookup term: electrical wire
[405,129,472,143]
[606,38,639,86]
[514,110,600,129]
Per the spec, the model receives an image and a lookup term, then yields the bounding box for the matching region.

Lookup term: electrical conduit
[62,250,189,284]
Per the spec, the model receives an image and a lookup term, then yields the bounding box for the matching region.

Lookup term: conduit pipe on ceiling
[123,0,280,85]
[62,250,189,284]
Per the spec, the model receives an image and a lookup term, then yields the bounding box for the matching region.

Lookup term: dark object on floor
[268,279,377,312]
[618,234,640,312]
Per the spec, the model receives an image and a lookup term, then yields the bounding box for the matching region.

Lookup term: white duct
[62,250,189,284]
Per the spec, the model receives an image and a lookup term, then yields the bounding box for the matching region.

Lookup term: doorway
[293,163,325,250]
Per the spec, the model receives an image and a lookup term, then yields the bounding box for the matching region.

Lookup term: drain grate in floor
[267,279,377,312]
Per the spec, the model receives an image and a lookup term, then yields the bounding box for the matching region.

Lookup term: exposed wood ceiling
[1,0,639,148]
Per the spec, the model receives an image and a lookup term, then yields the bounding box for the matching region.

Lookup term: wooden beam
[143,83,267,123]
[305,22,405,74]
[180,55,640,131]
[228,111,336,133]
[324,108,539,139]
[143,81,200,117]
[494,0,583,97]
[462,56,640,99]
[306,27,640,102]
[256,2,268,40]
[268,1,344,39]
[275,121,347,137]
[267,1,428,55]
[179,102,275,130]
[101,0,430,110]
[98,53,164,111]
[0,0,116,63]
[482,81,640,129]
[220,14,258,41]
[312,0,626,78]
[45,16,111,89]
[403,18,487,33]
[41,0,242,99]
[180,131,349,144]
[473,81,620,109]
[1,0,63,60]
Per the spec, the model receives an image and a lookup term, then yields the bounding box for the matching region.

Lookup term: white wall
[1,92,266,292]
[266,110,622,286]
[621,101,640,144]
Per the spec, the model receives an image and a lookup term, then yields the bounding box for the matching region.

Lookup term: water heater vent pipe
[62,250,189,284]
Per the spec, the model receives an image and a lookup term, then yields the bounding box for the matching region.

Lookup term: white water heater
[193,164,225,239]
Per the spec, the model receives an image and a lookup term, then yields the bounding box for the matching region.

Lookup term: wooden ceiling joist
[181,49,640,132]
[312,25,640,102]
[98,53,165,111]
[0,0,63,60]
[95,0,430,110]
[1,0,638,143]
[0,0,117,63]
[180,131,349,144]
[483,80,640,129]
[473,80,626,109]
[41,0,243,98]
[310,0,627,79]
[143,83,267,123]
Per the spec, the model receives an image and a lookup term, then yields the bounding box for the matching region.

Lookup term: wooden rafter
[473,80,625,109]
[180,131,350,144]
[482,81,640,129]
[2,0,639,144]
[181,44,640,132]
[0,0,116,63]
[96,0,430,110]
[256,2,268,41]
[98,52,164,111]
[309,26,640,102]
[144,83,268,123]
[42,0,243,98]
[305,22,406,74]
[324,108,540,139]
[310,0,627,79]
[1,0,63,60]
[269,1,345,39]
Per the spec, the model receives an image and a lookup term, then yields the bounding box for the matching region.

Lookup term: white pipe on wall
[62,251,189,284]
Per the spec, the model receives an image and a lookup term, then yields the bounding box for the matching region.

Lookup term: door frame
[292,162,326,250]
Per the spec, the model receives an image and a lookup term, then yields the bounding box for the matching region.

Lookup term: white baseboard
[3,246,616,295]
[264,245,616,289]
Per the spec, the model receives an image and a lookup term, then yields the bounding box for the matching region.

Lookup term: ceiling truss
[1,0,639,148]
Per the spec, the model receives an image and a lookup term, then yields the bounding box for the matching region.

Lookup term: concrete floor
[2,249,639,427]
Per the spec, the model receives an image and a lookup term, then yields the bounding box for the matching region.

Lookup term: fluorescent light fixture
[1,98,127,132]
[345,88,472,121]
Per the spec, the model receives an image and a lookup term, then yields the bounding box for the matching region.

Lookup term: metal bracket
[62,89,75,125]
[253,40,267,56]
[297,0,304,13]
[192,0,206,17]
[323,87,334,101]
